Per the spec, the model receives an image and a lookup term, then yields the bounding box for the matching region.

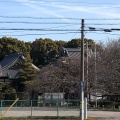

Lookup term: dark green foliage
[65,38,81,48]
[0,37,31,61]
[65,38,95,49]
[0,37,38,99]
[30,38,58,66]
[55,40,66,50]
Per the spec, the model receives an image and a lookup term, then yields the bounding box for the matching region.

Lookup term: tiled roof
[60,47,81,58]
[0,52,25,81]
[60,47,93,58]
[0,52,25,71]
[0,52,39,82]
[65,48,81,58]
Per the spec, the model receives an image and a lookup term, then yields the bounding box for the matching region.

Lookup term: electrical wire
[86,31,120,36]
[1,16,120,20]
[1,27,120,32]
[0,28,80,31]
[85,23,120,25]
[1,21,120,25]
[0,32,80,36]
[0,21,80,24]
[0,16,82,20]
[0,17,120,40]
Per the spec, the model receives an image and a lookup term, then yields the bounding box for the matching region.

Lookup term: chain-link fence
[0,99,120,118]
[0,99,80,118]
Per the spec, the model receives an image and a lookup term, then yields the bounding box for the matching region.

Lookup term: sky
[1,0,120,43]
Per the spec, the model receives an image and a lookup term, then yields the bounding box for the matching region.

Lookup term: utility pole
[86,41,88,97]
[84,41,88,119]
[94,43,98,108]
[80,19,85,120]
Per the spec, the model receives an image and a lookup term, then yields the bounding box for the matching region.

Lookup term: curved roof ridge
[0,52,24,70]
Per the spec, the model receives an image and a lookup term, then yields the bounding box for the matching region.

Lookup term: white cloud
[23,0,120,18]
[36,1,120,18]
[15,0,120,20]
[15,0,71,22]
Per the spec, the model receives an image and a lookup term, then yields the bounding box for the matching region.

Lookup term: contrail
[15,0,71,22]
[21,0,120,18]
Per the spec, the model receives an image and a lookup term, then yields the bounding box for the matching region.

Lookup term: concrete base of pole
[80,81,84,120]
[84,97,87,119]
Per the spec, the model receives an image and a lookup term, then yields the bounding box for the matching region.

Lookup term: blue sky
[1,0,120,43]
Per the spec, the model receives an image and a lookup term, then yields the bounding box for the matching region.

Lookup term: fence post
[57,100,59,117]
[0,100,2,116]
[31,100,32,119]
[102,105,104,109]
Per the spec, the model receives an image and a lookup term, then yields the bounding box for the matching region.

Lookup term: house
[60,47,93,58]
[59,47,93,68]
[0,52,40,83]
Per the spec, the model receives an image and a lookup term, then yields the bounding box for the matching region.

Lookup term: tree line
[0,36,119,102]
[0,37,94,99]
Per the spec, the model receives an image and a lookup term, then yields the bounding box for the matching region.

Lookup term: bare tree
[25,57,81,100]
[88,40,120,101]
[25,39,120,101]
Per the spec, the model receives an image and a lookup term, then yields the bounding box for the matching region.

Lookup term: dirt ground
[1,107,120,120]
[2,118,102,120]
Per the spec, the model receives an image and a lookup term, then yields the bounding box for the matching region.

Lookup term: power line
[86,31,120,36]
[0,24,79,32]
[1,28,120,32]
[0,21,80,24]
[0,32,80,36]
[1,21,120,25]
[0,28,80,31]
[1,16,120,20]
[86,23,120,25]
[0,16,82,20]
